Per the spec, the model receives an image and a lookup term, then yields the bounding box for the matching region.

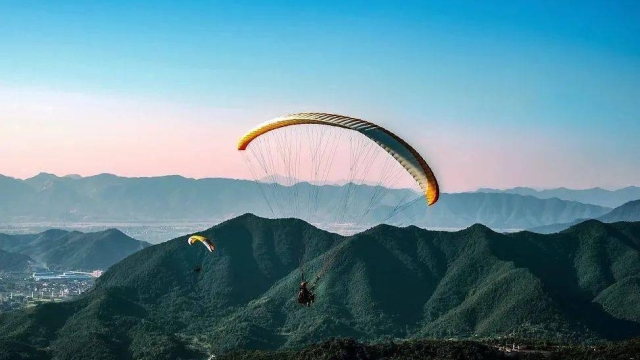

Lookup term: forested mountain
[0,229,150,270]
[0,250,34,272]
[218,337,640,360]
[1,215,639,359]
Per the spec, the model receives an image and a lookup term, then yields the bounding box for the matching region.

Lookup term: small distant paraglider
[188,235,214,273]
[188,235,215,252]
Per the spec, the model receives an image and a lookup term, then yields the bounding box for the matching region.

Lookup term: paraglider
[238,112,440,232]
[297,281,315,307]
[188,235,214,273]
[238,112,441,307]
[294,250,336,307]
[238,112,439,207]
[188,235,215,252]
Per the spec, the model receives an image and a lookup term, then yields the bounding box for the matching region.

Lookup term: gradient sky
[1,1,639,192]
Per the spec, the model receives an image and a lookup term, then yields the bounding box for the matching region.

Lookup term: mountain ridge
[0,249,34,272]
[0,174,613,232]
[1,215,639,359]
[477,186,640,208]
[0,228,151,270]
[529,199,640,234]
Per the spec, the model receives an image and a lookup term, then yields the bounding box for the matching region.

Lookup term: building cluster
[32,270,102,281]
[0,271,102,312]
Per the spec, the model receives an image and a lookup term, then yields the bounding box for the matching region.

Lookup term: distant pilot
[297,281,315,307]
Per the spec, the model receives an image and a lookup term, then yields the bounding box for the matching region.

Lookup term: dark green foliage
[0,340,48,360]
[1,216,640,359]
[0,229,150,270]
[555,338,640,360]
[594,276,640,322]
[222,337,640,360]
[0,301,79,348]
[220,337,640,360]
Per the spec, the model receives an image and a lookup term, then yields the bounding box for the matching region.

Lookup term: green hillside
[0,250,34,272]
[0,229,150,270]
[1,215,639,359]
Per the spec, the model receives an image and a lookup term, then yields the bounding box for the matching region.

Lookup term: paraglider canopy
[188,235,215,252]
[238,112,439,206]
[238,112,440,231]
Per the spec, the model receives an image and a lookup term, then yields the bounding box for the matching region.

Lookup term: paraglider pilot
[297,281,315,307]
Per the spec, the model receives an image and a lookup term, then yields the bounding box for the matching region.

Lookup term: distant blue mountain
[0,173,612,231]
[0,228,150,270]
[477,186,640,208]
[530,199,640,234]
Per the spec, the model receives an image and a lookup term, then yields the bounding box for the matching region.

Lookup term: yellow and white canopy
[238,112,439,206]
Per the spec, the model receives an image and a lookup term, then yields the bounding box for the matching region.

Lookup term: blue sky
[1,1,639,191]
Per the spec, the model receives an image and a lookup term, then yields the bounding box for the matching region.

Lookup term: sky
[0,1,639,192]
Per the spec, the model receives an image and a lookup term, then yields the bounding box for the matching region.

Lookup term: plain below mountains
[0,173,613,231]
[0,229,150,271]
[1,214,639,359]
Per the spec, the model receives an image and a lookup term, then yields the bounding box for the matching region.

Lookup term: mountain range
[477,186,640,208]
[1,214,639,359]
[0,173,618,232]
[258,175,396,188]
[0,229,150,271]
[530,199,640,234]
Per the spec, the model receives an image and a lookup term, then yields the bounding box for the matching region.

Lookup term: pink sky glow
[1,87,635,192]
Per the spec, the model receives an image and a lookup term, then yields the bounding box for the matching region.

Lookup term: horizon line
[1,171,638,192]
